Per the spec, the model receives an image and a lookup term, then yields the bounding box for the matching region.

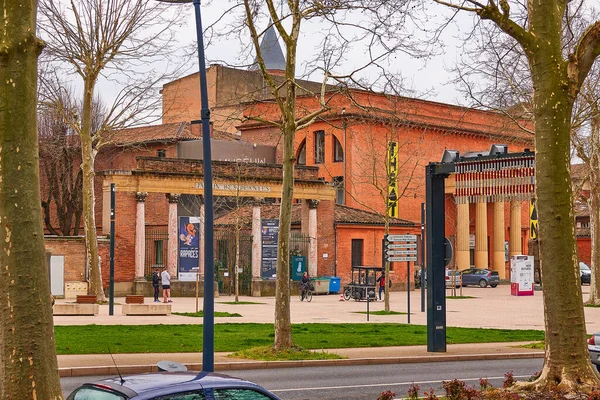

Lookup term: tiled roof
[335,205,416,226]
[215,203,416,226]
[108,122,240,145]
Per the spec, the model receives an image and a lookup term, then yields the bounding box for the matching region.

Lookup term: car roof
[88,372,274,398]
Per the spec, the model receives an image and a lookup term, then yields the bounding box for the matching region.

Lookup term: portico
[101,157,335,294]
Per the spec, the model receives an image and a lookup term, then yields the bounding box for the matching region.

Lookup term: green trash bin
[313,277,330,295]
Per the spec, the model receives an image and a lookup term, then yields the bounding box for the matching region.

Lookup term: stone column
[166,194,180,278]
[510,200,522,258]
[307,199,319,277]
[199,195,205,277]
[455,202,470,270]
[475,201,488,269]
[493,201,506,278]
[251,198,262,280]
[134,192,147,280]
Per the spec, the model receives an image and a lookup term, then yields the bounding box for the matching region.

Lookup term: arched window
[297,139,306,165]
[333,135,344,162]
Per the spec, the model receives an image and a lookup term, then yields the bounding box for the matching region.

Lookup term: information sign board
[385,234,417,242]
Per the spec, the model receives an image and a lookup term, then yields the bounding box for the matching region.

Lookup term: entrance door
[50,255,65,297]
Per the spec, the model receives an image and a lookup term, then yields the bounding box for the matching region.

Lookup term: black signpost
[383,234,418,323]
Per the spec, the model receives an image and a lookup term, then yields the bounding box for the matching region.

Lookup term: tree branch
[569,21,600,93]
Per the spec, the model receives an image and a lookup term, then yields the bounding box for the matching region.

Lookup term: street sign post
[382,233,419,324]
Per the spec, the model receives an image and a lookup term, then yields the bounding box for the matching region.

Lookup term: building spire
[251,21,286,72]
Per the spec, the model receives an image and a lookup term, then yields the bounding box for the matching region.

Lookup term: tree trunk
[0,1,63,398]
[81,77,105,302]
[274,122,295,350]
[524,1,599,388]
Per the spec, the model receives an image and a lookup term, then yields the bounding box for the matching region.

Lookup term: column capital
[166,193,181,203]
[252,197,265,207]
[197,195,205,205]
[307,199,320,209]
[135,192,148,202]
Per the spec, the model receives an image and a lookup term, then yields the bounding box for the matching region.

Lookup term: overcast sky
[138,2,475,108]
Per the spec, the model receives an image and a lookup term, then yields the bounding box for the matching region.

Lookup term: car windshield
[580,262,591,272]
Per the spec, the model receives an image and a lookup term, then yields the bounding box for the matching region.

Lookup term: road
[61,358,544,399]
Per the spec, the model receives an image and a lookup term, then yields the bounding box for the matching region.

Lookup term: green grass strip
[172,311,242,318]
[353,310,407,315]
[53,323,544,355]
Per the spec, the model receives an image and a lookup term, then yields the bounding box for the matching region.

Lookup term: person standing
[377,271,386,301]
[152,269,160,302]
[161,269,172,303]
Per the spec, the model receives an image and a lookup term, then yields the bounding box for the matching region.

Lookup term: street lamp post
[158,0,215,372]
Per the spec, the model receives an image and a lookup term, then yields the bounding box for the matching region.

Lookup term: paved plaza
[54,284,599,376]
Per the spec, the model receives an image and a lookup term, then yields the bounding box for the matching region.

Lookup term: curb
[59,351,545,378]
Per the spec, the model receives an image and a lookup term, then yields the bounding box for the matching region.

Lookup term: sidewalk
[55,285,587,376]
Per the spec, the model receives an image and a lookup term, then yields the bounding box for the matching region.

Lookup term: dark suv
[460,268,500,288]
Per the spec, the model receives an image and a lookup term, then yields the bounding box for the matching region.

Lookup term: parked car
[67,370,281,400]
[589,332,600,372]
[460,268,499,288]
[580,262,591,285]
[445,268,462,288]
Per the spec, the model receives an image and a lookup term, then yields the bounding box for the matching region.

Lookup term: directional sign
[385,234,417,242]
[388,256,418,262]
[387,250,418,255]
[386,243,417,249]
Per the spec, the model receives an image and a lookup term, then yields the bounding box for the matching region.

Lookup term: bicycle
[299,281,313,302]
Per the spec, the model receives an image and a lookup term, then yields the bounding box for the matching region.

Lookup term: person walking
[152,269,160,302]
[377,271,386,301]
[161,269,172,303]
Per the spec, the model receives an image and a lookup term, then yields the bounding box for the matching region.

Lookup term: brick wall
[578,237,591,265]
[44,236,110,296]
[334,225,420,287]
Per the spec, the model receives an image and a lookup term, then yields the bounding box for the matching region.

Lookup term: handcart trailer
[342,266,383,301]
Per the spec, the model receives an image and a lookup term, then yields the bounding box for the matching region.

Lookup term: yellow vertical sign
[529,198,538,240]
[387,141,399,218]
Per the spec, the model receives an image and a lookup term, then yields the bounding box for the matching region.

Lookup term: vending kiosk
[510,255,534,296]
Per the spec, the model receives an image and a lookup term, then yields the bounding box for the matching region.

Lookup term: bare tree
[434,0,600,391]
[346,105,426,311]
[38,104,84,236]
[37,0,187,301]
[0,1,63,398]
[218,0,421,350]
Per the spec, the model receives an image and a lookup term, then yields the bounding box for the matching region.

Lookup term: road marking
[269,375,532,392]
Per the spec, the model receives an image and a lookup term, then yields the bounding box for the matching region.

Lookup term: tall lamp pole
[158,0,214,372]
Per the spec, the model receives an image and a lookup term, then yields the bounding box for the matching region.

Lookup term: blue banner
[178,216,200,279]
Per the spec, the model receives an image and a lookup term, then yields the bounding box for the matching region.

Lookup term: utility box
[510,255,534,296]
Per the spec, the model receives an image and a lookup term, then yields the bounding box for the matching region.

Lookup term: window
[351,239,364,267]
[155,240,164,266]
[213,388,275,399]
[314,130,325,164]
[297,140,306,165]
[157,149,166,157]
[333,176,345,205]
[333,135,344,162]
[69,387,125,400]
[152,391,205,400]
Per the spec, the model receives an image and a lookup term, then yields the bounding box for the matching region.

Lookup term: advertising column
[178,216,201,281]
[510,255,534,296]
[261,219,279,279]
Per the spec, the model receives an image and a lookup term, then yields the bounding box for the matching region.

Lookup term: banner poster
[261,219,279,279]
[178,216,201,281]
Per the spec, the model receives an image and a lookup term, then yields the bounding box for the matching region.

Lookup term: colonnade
[454,199,523,279]
[133,192,320,281]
